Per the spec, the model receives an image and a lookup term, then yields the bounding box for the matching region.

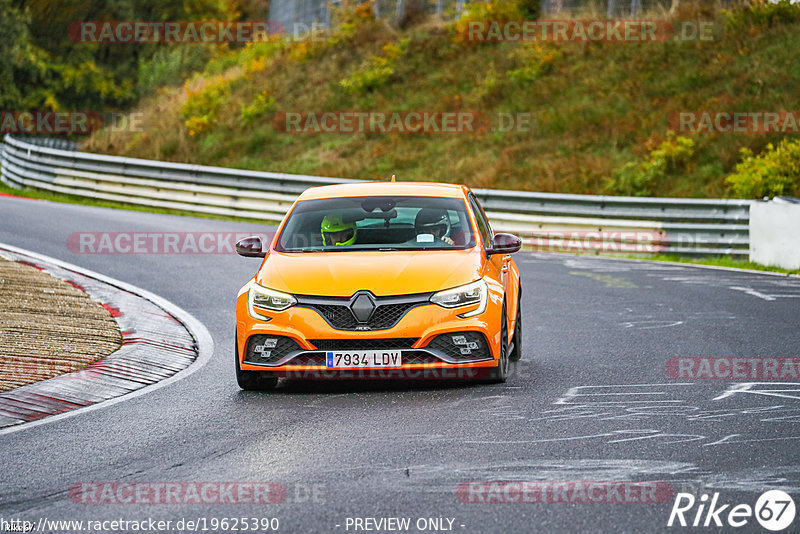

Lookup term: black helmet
[415,208,450,237]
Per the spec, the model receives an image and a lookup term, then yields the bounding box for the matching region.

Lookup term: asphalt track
[1,195,799,534]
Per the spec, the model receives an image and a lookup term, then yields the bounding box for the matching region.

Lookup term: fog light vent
[254,338,278,352]
[427,332,490,361]
[245,335,300,365]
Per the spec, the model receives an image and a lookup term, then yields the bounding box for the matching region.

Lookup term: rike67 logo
[668,490,796,531]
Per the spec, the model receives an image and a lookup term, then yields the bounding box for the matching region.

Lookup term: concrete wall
[750,200,800,270]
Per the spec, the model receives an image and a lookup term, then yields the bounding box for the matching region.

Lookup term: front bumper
[235,285,503,376]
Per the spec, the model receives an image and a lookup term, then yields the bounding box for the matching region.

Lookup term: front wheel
[485,301,509,383]
[235,336,278,391]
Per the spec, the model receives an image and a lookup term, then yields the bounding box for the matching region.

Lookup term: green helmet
[321,213,357,246]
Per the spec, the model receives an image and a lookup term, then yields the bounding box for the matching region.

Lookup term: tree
[0,0,28,108]
[1,0,236,113]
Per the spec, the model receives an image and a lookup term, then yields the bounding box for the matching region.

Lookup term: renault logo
[349,292,376,323]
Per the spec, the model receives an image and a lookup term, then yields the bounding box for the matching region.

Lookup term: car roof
[298,181,469,201]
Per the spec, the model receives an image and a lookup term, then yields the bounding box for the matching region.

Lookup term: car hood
[256,250,482,297]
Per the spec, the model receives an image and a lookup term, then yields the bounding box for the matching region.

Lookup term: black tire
[509,287,523,362]
[486,301,509,383]
[235,336,278,391]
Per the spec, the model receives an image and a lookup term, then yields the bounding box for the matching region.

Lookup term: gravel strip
[0,258,122,392]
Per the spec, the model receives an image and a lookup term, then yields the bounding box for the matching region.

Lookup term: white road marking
[729,286,778,301]
[541,383,800,448]
[620,320,684,329]
[715,382,800,401]
[608,432,706,444]
[702,434,742,447]
[555,383,694,405]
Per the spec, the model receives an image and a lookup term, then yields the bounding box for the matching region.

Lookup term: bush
[240,91,276,125]
[330,0,375,34]
[181,76,230,135]
[608,134,696,196]
[724,0,800,31]
[339,38,409,93]
[725,138,800,199]
[139,45,216,93]
[287,2,377,63]
[454,1,525,42]
[517,0,541,19]
[507,43,560,84]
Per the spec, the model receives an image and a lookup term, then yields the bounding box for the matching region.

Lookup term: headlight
[430,279,487,318]
[248,283,296,319]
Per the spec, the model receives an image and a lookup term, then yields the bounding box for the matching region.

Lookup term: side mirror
[487,233,522,255]
[236,236,267,258]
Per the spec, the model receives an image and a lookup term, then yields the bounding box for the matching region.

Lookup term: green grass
[82,2,800,198]
[0,181,271,225]
[617,253,800,275]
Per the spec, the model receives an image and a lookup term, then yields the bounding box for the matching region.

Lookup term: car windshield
[276,195,476,252]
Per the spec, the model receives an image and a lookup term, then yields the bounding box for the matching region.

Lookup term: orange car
[234,181,522,390]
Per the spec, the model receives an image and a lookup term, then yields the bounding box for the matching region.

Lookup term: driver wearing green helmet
[321,213,358,246]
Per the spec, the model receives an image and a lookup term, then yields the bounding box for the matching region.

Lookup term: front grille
[426,331,491,361]
[310,338,417,351]
[310,303,417,330]
[245,335,301,365]
[369,303,418,329]
[313,304,361,330]
[296,292,432,331]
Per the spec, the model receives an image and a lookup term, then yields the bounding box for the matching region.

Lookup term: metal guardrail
[6,136,79,151]
[1,134,751,256]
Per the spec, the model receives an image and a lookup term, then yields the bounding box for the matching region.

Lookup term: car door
[468,193,515,325]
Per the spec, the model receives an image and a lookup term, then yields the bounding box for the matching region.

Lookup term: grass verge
[83,1,800,198]
[616,253,800,276]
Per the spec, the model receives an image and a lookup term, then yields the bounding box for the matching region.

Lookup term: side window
[468,194,492,248]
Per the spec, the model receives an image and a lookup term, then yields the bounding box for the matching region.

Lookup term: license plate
[326,350,402,368]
